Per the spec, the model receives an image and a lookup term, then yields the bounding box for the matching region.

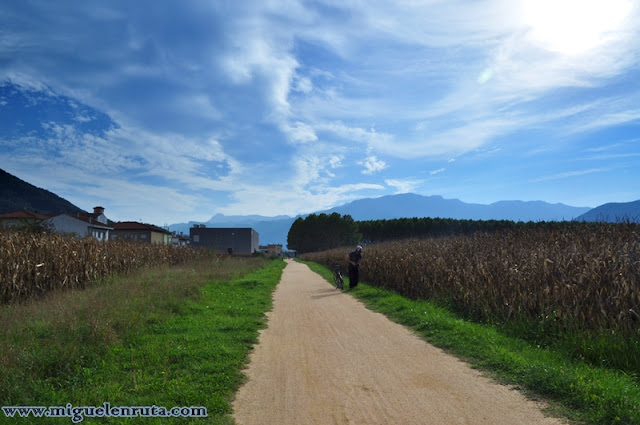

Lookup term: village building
[258,244,283,255]
[111,221,172,244]
[189,225,259,254]
[171,231,191,246]
[43,207,113,241]
[0,210,49,228]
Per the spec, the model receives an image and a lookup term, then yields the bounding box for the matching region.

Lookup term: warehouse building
[189,226,259,254]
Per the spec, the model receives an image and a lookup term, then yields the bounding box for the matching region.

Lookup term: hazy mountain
[576,200,640,223]
[172,193,594,247]
[320,193,591,222]
[0,168,85,214]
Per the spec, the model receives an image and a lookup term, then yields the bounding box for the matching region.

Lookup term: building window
[193,235,199,242]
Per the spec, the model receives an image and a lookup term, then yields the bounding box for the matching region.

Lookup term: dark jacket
[348,250,362,268]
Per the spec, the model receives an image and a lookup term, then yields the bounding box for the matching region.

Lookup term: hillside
[576,200,640,222]
[0,169,85,214]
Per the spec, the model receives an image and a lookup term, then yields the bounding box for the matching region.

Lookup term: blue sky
[1,0,639,226]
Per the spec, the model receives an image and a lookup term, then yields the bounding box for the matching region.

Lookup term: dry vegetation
[304,223,640,335]
[0,228,216,304]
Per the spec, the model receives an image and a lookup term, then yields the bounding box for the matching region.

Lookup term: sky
[1,0,639,226]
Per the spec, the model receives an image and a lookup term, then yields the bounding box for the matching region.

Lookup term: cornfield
[304,223,640,335]
[0,228,217,304]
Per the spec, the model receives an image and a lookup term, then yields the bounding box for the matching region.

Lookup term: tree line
[287,213,360,254]
[288,213,613,253]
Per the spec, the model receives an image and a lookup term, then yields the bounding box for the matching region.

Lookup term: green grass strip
[83,259,286,424]
[302,259,640,425]
[1,258,285,425]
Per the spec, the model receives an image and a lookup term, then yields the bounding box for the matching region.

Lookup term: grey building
[189,226,259,254]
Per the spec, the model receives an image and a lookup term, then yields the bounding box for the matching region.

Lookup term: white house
[44,206,113,241]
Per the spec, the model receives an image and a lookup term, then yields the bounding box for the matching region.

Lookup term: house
[42,206,113,241]
[267,244,283,255]
[171,231,191,246]
[44,213,112,241]
[82,206,110,225]
[111,221,172,245]
[0,210,49,228]
[258,244,283,255]
[189,226,259,254]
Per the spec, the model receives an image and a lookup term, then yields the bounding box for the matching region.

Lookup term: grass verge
[301,259,640,425]
[1,256,285,424]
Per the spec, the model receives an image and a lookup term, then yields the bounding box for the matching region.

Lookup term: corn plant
[0,228,217,304]
[303,223,640,335]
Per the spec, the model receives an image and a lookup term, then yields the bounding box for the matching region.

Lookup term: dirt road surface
[232,260,566,425]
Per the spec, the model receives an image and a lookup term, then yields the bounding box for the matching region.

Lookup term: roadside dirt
[232,260,567,425]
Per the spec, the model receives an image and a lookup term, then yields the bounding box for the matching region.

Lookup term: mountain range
[2,168,638,248]
[319,193,591,222]
[169,193,624,247]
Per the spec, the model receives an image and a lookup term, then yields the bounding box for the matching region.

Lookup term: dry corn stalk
[304,223,640,335]
[0,229,218,304]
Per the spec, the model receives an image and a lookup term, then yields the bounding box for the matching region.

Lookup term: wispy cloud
[570,109,640,134]
[530,168,606,183]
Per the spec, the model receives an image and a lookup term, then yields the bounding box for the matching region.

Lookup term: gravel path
[232,260,566,425]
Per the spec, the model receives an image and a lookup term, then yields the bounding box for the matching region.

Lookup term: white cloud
[359,155,387,175]
[374,119,514,159]
[328,155,342,169]
[430,168,445,175]
[282,121,318,143]
[317,122,393,147]
[385,179,423,194]
[219,181,384,216]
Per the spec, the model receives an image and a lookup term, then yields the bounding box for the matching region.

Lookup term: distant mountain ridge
[0,169,85,214]
[170,193,597,247]
[576,200,640,222]
[320,193,591,222]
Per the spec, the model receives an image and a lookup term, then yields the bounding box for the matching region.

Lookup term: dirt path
[232,260,566,425]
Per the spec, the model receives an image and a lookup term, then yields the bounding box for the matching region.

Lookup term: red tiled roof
[0,210,48,220]
[112,221,171,233]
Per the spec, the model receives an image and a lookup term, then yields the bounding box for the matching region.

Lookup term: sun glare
[522,0,633,56]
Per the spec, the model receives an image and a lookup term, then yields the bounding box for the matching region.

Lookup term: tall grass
[0,228,215,303]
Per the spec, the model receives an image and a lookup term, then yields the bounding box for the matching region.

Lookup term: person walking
[346,245,363,289]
